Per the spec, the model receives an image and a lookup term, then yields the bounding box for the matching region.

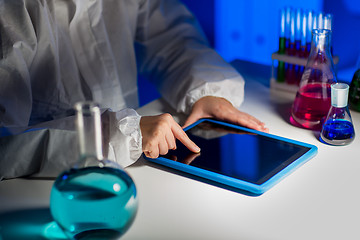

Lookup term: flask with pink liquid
[290,29,337,130]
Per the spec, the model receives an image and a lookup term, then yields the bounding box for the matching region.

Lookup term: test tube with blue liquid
[320,83,355,145]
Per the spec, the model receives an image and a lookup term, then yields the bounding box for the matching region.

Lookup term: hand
[183,96,269,133]
[140,113,201,158]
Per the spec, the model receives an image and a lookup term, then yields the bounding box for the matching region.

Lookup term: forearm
[0,108,143,180]
[136,0,245,115]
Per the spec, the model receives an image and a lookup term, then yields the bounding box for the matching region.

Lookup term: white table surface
[1,61,359,240]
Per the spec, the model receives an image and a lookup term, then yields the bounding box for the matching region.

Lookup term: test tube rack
[270,52,339,93]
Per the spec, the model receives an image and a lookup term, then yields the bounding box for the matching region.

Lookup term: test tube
[324,13,334,54]
[297,11,307,85]
[284,7,292,83]
[300,11,307,57]
[287,9,296,56]
[306,10,313,54]
[285,7,292,50]
[324,13,333,30]
[279,8,286,54]
[294,9,302,85]
[285,9,297,85]
[312,12,318,30]
[277,8,286,82]
[317,12,324,29]
[295,9,302,54]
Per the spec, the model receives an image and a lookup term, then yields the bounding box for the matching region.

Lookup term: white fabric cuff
[181,76,245,114]
[107,108,142,168]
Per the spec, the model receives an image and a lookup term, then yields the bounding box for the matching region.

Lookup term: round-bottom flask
[320,83,355,145]
[50,102,138,239]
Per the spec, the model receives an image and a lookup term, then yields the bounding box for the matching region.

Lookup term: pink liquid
[291,83,331,130]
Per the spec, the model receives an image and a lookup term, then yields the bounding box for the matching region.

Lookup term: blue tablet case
[146,119,318,195]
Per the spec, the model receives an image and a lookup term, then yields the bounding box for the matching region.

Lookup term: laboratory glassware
[294,9,303,84]
[317,12,324,29]
[277,8,286,83]
[306,10,313,55]
[285,9,297,85]
[320,83,355,145]
[50,102,138,239]
[300,10,307,58]
[290,29,337,130]
[349,57,360,112]
[324,13,334,55]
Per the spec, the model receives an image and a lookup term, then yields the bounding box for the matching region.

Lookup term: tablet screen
[161,120,311,185]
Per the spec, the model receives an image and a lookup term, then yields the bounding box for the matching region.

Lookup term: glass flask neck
[75,102,104,163]
[331,83,349,108]
[309,29,331,56]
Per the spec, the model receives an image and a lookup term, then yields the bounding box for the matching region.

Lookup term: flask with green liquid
[349,68,360,112]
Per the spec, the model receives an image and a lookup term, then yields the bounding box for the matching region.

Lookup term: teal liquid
[50,167,138,239]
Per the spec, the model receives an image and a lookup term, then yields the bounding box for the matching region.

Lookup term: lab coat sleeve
[105,109,143,169]
[0,2,143,179]
[136,0,245,114]
[0,108,143,180]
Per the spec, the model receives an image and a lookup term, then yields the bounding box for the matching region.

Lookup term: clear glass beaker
[290,29,337,130]
[50,102,138,239]
[320,83,355,145]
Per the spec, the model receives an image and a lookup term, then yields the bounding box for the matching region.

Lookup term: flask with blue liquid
[50,102,138,239]
[320,83,355,145]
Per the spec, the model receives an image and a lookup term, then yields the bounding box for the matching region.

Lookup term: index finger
[223,110,268,133]
[171,123,201,153]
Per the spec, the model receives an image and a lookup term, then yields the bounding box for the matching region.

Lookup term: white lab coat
[0,0,244,179]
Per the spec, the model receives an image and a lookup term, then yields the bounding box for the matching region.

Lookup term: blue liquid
[320,119,355,145]
[50,167,138,239]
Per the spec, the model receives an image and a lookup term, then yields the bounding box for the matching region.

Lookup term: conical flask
[349,55,360,112]
[320,83,355,145]
[50,102,138,239]
[290,29,337,130]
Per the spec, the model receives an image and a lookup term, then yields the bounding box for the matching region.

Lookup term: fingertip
[187,141,201,153]
[144,151,151,158]
[193,145,201,153]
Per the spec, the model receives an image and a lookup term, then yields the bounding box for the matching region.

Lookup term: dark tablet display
[147,119,317,195]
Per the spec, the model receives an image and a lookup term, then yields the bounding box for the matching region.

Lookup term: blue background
[138,0,360,106]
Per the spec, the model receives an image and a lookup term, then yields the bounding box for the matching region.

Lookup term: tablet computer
[146,118,317,195]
